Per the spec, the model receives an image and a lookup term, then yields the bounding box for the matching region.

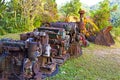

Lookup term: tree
[110,0,120,27]
[60,0,81,17]
[90,0,117,29]
[21,0,58,31]
[42,0,58,23]
[0,0,6,18]
[21,0,45,31]
[0,0,6,35]
[0,0,25,33]
[0,0,59,34]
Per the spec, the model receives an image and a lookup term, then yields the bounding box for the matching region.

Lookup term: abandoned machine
[0,23,84,79]
[0,31,59,80]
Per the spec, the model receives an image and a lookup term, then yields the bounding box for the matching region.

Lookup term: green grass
[0,32,25,40]
[0,32,120,80]
[111,27,120,37]
[111,27,120,48]
[47,45,120,80]
[0,33,20,40]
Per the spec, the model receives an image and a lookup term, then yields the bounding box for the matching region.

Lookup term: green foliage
[0,0,6,18]
[60,0,81,17]
[0,27,6,35]
[21,0,58,31]
[111,27,120,42]
[42,0,59,23]
[114,27,120,36]
[0,0,59,35]
[33,16,42,28]
[90,0,117,29]
[0,0,25,33]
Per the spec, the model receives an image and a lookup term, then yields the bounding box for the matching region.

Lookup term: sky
[56,0,103,7]
[5,0,103,7]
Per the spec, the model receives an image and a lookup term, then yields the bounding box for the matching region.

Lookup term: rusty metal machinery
[43,22,88,46]
[38,27,71,65]
[0,37,57,80]
[43,21,89,47]
[20,27,71,65]
[43,22,77,43]
[78,10,115,46]
[37,27,83,60]
[0,39,30,80]
[0,21,84,80]
[20,25,84,65]
[95,26,115,46]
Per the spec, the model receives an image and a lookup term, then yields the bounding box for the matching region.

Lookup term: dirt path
[83,46,120,63]
[94,48,120,55]
[94,48,120,63]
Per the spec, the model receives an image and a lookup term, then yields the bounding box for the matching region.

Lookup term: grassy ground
[0,32,120,80]
[48,43,120,80]
[0,32,22,40]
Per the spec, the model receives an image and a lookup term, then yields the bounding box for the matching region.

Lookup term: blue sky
[56,0,103,7]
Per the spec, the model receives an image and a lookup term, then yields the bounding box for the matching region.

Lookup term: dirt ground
[83,44,120,63]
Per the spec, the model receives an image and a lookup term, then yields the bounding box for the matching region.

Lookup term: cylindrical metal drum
[28,42,38,61]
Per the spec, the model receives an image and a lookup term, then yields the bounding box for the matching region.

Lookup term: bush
[0,27,7,35]
[111,27,120,41]
[112,27,120,36]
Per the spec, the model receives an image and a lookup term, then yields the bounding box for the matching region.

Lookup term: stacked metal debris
[0,32,58,80]
[0,23,85,79]
[95,26,115,46]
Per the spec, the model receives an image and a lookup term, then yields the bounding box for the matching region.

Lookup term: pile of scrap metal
[20,28,69,65]
[49,9,115,47]
[0,24,84,79]
[43,22,89,47]
[20,25,84,65]
[0,33,58,80]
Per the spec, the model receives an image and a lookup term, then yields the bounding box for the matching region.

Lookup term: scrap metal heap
[45,22,89,47]
[0,24,83,79]
[0,32,58,80]
[36,27,71,65]
[94,26,115,46]
[20,25,84,65]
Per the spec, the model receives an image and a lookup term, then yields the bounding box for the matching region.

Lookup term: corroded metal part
[68,42,82,56]
[53,53,70,65]
[95,26,115,46]
[0,37,58,80]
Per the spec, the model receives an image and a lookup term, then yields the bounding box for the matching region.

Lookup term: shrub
[0,27,7,35]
